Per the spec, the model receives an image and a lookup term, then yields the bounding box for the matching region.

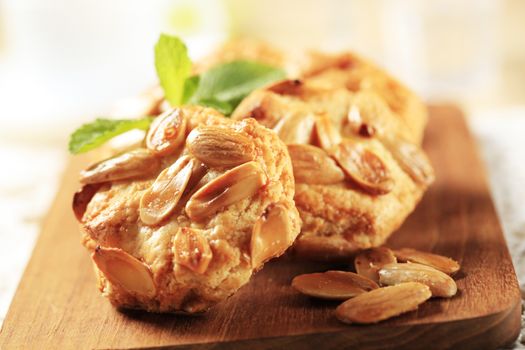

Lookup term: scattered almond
[273,112,315,144]
[251,202,295,268]
[330,140,393,194]
[185,161,267,221]
[381,137,435,186]
[392,248,460,275]
[379,263,457,298]
[287,144,345,184]
[314,113,342,150]
[139,156,194,225]
[80,148,160,185]
[92,246,156,297]
[146,108,187,156]
[355,247,397,283]
[186,125,255,168]
[173,227,213,274]
[335,282,431,324]
[292,270,379,300]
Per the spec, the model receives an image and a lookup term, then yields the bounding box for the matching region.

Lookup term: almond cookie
[233,68,433,261]
[73,106,301,313]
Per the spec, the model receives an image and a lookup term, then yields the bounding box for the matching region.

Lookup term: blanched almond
[379,263,457,298]
[185,161,267,221]
[330,140,393,194]
[251,202,294,268]
[354,247,397,283]
[186,126,255,168]
[381,137,435,186]
[287,144,344,184]
[335,282,431,324]
[139,156,194,225]
[80,148,160,185]
[393,248,460,275]
[92,246,156,297]
[173,227,213,274]
[314,113,342,150]
[273,112,315,144]
[146,108,187,156]
[292,270,378,300]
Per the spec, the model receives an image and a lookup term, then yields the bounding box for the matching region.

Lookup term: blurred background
[1,0,524,142]
[1,0,524,335]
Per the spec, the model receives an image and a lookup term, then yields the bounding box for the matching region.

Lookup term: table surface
[0,106,524,349]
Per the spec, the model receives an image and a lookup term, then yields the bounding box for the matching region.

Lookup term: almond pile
[292,247,460,324]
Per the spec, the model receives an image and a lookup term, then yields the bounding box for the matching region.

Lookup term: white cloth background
[0,109,523,348]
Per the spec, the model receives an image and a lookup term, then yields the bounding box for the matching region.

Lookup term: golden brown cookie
[233,73,434,261]
[73,106,301,313]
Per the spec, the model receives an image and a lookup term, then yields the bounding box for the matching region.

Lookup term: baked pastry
[232,52,434,261]
[73,106,301,313]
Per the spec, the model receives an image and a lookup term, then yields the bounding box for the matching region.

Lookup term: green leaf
[182,75,200,104]
[68,117,153,154]
[154,34,192,106]
[190,60,285,115]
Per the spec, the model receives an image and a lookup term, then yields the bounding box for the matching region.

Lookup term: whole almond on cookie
[186,125,255,168]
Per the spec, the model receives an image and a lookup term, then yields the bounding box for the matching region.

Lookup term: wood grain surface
[0,106,521,349]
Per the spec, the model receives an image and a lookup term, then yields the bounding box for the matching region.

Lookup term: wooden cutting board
[0,105,521,350]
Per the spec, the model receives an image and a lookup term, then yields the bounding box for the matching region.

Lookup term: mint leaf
[155,34,192,106]
[190,60,285,115]
[182,75,200,104]
[68,117,153,154]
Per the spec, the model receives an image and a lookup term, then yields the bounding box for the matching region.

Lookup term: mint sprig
[154,34,192,106]
[69,34,287,155]
[68,117,153,154]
